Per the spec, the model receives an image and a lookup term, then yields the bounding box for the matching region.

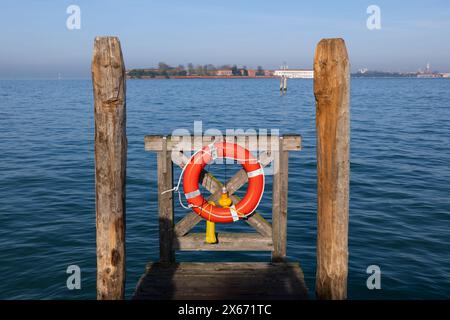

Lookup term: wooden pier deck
[133,262,307,300]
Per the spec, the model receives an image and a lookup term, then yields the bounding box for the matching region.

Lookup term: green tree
[242,65,248,76]
[256,65,264,76]
[231,64,239,76]
[195,65,203,75]
[206,64,216,75]
[187,63,194,75]
[175,65,186,76]
[158,62,170,72]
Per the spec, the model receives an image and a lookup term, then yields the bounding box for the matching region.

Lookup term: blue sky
[1,0,450,78]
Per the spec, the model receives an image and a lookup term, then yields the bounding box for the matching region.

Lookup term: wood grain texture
[133,262,308,300]
[157,151,175,263]
[92,36,126,300]
[174,212,203,237]
[279,144,289,260]
[314,38,350,300]
[144,134,301,151]
[271,137,289,261]
[174,233,273,251]
[241,208,272,238]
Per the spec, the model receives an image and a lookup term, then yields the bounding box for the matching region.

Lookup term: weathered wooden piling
[271,136,289,261]
[92,36,127,300]
[157,137,175,263]
[279,76,288,91]
[314,38,350,300]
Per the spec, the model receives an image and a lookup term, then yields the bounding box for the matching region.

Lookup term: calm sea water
[0,78,449,299]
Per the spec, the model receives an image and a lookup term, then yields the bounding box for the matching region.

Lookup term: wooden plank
[242,209,272,238]
[272,136,286,262]
[278,141,289,260]
[229,195,272,237]
[161,136,167,173]
[222,169,247,194]
[157,151,175,263]
[314,38,350,300]
[92,36,126,300]
[173,233,273,251]
[221,151,273,195]
[144,134,301,152]
[174,212,202,237]
[133,262,308,300]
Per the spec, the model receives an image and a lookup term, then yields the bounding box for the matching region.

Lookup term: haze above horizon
[1,0,450,79]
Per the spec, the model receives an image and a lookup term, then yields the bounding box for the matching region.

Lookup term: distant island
[127,62,450,79]
[127,63,272,79]
[352,70,417,78]
[353,65,450,78]
[126,62,315,79]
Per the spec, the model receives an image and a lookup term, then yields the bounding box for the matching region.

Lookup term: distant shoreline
[126,75,450,80]
[127,75,276,80]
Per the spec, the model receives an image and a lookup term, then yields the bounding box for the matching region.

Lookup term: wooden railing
[144,134,301,260]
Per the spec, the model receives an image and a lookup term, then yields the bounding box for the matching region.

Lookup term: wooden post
[272,137,289,262]
[279,76,287,92]
[92,36,127,300]
[157,137,175,263]
[314,38,350,300]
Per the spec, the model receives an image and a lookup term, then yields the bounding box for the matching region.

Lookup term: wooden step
[133,262,308,300]
[174,233,273,251]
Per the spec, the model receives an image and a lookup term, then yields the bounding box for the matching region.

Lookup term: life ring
[183,142,264,223]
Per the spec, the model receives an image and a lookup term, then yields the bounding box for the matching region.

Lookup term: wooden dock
[133,262,307,300]
[92,37,350,300]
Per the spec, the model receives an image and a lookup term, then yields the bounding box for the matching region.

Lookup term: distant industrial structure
[417,62,439,78]
[358,68,368,74]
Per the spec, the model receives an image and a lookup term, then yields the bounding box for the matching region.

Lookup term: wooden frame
[145,134,301,261]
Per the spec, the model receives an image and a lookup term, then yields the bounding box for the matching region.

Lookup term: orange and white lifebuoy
[183,142,264,223]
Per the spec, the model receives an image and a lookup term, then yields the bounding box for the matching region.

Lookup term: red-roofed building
[247,69,257,77]
[216,69,233,76]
